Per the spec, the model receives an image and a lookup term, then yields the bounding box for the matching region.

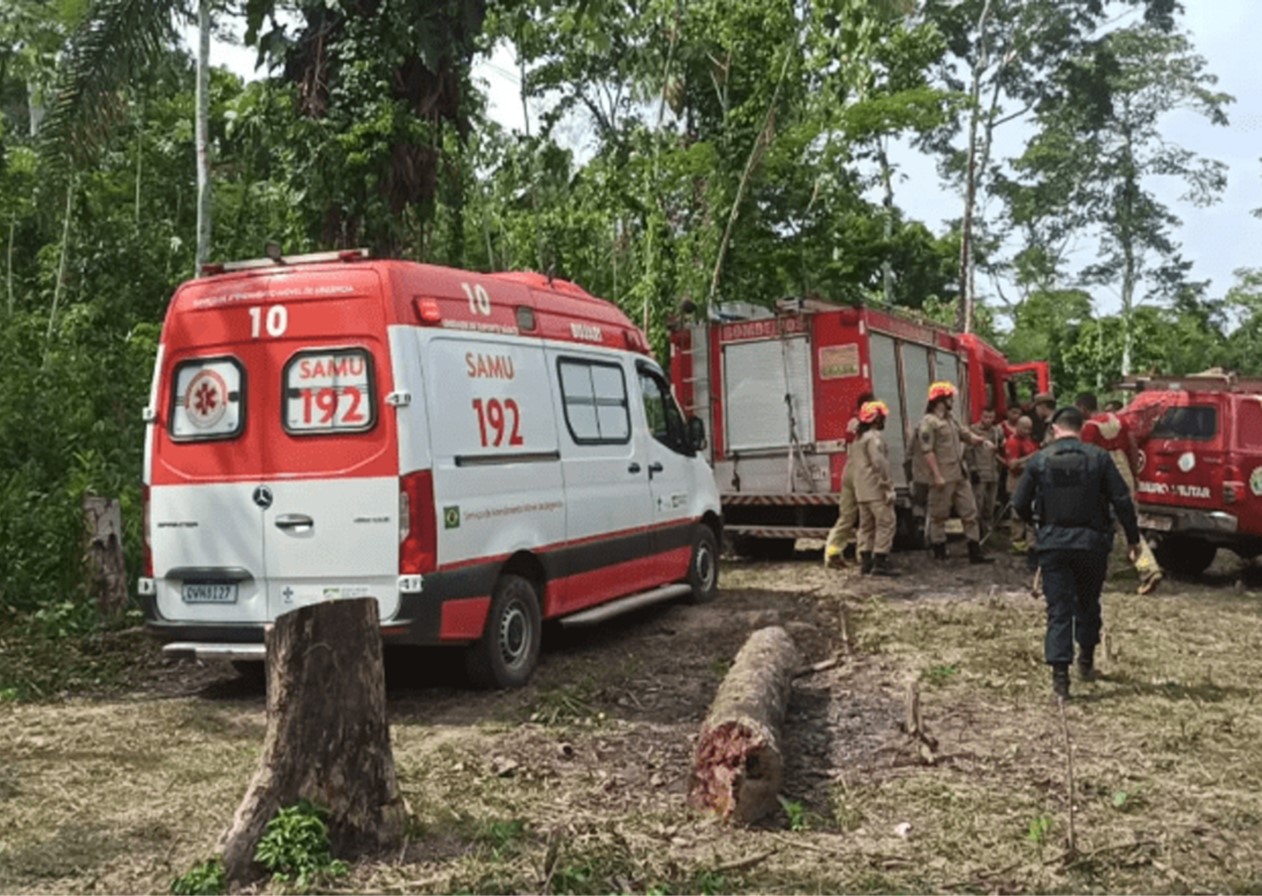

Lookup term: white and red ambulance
[140,250,722,687]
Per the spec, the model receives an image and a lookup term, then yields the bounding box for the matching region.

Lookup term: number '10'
[472,398,523,447]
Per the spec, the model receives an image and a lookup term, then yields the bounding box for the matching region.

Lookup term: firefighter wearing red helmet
[852,400,899,576]
[824,391,874,569]
[918,381,995,563]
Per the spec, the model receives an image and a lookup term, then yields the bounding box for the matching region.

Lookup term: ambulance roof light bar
[200,247,370,276]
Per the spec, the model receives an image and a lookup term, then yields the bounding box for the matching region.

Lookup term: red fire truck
[1126,373,1262,574]
[669,298,1050,555]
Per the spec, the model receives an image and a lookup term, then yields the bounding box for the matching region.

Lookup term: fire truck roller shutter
[722,337,814,452]
[936,350,965,421]
[868,333,906,489]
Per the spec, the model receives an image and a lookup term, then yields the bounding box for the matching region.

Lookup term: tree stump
[220,598,405,886]
[82,495,126,617]
[689,626,801,825]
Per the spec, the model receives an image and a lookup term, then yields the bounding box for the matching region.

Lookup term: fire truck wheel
[1153,536,1217,576]
[466,574,542,689]
[686,526,720,604]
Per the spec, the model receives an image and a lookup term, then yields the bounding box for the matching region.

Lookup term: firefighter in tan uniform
[852,400,899,577]
[824,392,874,569]
[966,407,1004,540]
[919,381,994,564]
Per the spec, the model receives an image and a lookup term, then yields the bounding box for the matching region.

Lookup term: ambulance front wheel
[466,574,542,689]
[686,526,720,604]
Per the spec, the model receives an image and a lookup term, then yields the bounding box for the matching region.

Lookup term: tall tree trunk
[877,140,894,307]
[43,178,75,366]
[956,0,993,334]
[194,0,212,273]
[1120,125,1137,376]
[518,53,530,138]
[27,80,45,136]
[134,96,144,229]
[6,216,14,315]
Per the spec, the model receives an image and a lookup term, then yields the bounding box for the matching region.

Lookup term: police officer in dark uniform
[1011,406,1142,699]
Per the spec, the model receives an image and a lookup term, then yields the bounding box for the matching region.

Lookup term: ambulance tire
[1153,536,1217,577]
[686,526,720,604]
[466,574,542,689]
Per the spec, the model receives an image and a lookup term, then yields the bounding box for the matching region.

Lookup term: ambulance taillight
[141,484,153,577]
[399,471,437,573]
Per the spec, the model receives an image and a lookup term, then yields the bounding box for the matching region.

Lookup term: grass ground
[1,546,1260,894]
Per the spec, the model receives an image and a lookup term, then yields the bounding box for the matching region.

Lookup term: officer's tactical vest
[1038,442,1109,531]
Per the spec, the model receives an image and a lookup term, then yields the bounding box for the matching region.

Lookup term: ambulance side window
[558,358,630,444]
[638,367,688,454]
[282,348,376,435]
[168,357,245,442]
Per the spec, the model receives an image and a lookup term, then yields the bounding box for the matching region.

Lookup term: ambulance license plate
[182,582,238,603]
[1138,513,1174,532]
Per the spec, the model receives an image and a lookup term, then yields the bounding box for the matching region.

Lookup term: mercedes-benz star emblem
[253,485,273,509]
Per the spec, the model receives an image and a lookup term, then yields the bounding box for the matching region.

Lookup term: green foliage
[170,857,225,896]
[1026,814,1053,846]
[921,663,959,686]
[476,818,526,861]
[778,796,809,831]
[253,801,349,893]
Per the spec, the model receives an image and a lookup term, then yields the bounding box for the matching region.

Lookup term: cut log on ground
[220,598,405,887]
[689,625,801,825]
[82,495,126,617]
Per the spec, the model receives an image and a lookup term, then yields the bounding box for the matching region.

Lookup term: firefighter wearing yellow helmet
[919,381,995,563]
[852,400,899,576]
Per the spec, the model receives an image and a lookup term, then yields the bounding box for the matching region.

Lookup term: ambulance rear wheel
[1153,536,1217,576]
[466,574,542,689]
[686,526,720,604]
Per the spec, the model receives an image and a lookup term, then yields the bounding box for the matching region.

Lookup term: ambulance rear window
[283,348,376,435]
[1151,405,1217,441]
[558,358,630,444]
[169,357,245,441]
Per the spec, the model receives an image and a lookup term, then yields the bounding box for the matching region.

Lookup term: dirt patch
[2,543,1261,893]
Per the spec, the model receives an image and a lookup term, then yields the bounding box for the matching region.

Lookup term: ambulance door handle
[648,461,664,479]
[628,462,642,474]
[275,514,314,531]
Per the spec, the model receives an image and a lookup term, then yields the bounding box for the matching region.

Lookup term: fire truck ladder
[779,321,816,493]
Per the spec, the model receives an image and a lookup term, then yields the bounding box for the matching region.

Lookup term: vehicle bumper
[1137,503,1238,537]
[142,580,492,659]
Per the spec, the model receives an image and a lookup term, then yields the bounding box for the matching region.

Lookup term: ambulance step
[560,584,693,627]
[162,642,267,662]
[726,525,830,539]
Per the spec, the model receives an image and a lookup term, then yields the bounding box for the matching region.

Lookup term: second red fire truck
[670,298,1050,555]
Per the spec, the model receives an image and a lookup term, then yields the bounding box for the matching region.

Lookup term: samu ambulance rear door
[151,267,400,626]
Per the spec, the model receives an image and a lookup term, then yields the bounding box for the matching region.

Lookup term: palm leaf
[40,0,182,170]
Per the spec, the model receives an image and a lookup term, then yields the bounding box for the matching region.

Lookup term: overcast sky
[199,3,1260,313]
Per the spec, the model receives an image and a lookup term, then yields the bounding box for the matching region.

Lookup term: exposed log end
[690,626,800,825]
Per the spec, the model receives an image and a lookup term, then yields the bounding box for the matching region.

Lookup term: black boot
[931,542,947,560]
[1077,646,1096,681]
[859,552,874,575]
[842,542,857,563]
[968,540,994,565]
[871,553,900,577]
[1052,664,1071,699]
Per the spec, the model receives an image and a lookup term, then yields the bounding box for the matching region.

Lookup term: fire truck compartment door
[723,336,814,452]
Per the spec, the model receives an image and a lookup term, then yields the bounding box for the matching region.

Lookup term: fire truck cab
[140,251,722,688]
[1127,373,1262,574]
[670,298,1049,554]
